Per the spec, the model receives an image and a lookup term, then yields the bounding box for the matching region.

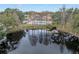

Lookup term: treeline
[0,8,25,38]
[0,8,24,27]
[0,7,79,35]
[52,7,79,35]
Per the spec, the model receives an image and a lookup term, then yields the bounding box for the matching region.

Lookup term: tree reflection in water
[28,30,51,46]
[28,30,79,53]
[0,30,79,54]
[52,32,79,54]
[65,38,79,54]
[29,35,38,46]
[42,34,50,46]
[0,30,25,54]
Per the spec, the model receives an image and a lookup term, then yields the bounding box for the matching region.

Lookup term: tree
[0,8,23,29]
[72,14,79,33]
[52,12,61,24]
[4,8,24,22]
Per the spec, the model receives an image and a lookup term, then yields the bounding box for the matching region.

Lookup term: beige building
[23,12,53,25]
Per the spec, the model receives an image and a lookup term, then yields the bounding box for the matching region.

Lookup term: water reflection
[28,30,79,53]
[0,30,79,54]
[65,39,79,54]
[0,30,25,54]
[29,35,38,46]
[59,44,64,53]
[51,32,79,54]
[28,30,51,46]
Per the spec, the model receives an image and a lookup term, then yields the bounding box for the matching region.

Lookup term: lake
[0,30,79,54]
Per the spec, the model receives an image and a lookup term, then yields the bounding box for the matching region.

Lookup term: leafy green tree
[4,8,24,22]
[0,13,17,27]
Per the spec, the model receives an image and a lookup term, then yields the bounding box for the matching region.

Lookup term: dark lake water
[0,30,79,54]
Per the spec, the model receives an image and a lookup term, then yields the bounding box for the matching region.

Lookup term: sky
[0,4,79,12]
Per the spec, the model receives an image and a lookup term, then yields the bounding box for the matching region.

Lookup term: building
[26,20,52,25]
[23,12,53,25]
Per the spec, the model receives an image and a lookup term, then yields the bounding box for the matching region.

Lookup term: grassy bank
[57,24,79,37]
[6,24,50,33]
[6,23,79,37]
